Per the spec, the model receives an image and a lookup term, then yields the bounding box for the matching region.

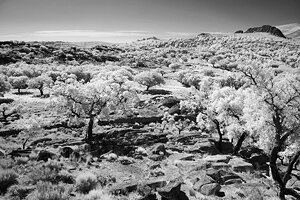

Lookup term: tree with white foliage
[135,70,165,91]
[239,66,300,199]
[53,77,138,142]
[8,76,28,94]
[28,74,53,96]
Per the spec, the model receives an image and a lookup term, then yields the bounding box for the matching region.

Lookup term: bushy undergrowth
[27,160,74,184]
[25,181,71,200]
[0,169,18,194]
[7,184,34,200]
[75,172,98,194]
[82,189,113,200]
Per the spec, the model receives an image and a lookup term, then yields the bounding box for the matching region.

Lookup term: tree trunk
[146,86,150,91]
[86,116,94,142]
[233,132,247,156]
[18,88,20,94]
[213,119,223,153]
[39,88,43,96]
[23,138,29,149]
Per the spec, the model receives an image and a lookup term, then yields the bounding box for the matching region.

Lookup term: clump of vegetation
[8,76,28,94]
[75,172,98,194]
[135,70,165,91]
[82,189,113,200]
[28,74,53,96]
[0,169,18,194]
[25,181,71,200]
[27,160,72,184]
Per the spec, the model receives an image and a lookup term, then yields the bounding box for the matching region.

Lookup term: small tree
[0,75,11,96]
[8,76,28,94]
[28,74,53,96]
[135,71,165,91]
[53,78,137,142]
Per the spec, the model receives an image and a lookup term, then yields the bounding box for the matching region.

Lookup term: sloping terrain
[277,23,300,39]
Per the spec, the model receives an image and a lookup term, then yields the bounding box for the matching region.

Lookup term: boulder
[60,146,74,158]
[199,183,221,196]
[248,153,269,169]
[229,157,253,172]
[239,146,264,158]
[157,177,188,200]
[37,150,56,162]
[168,104,180,115]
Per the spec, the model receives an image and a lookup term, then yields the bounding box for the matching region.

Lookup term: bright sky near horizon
[0,0,299,43]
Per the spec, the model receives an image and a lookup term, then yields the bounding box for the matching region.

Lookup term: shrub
[0,169,18,193]
[25,181,71,200]
[75,172,98,194]
[7,184,34,200]
[28,160,66,184]
[134,71,165,91]
[82,189,113,200]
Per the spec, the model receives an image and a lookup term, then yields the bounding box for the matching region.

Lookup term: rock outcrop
[245,25,286,38]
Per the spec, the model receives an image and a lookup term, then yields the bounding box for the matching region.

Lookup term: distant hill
[277,23,300,39]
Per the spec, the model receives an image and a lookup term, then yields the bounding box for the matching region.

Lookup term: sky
[0,0,299,43]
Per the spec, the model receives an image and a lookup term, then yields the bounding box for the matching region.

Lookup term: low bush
[75,172,98,194]
[0,169,18,194]
[27,160,71,184]
[82,189,113,200]
[25,181,71,200]
[7,184,34,200]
